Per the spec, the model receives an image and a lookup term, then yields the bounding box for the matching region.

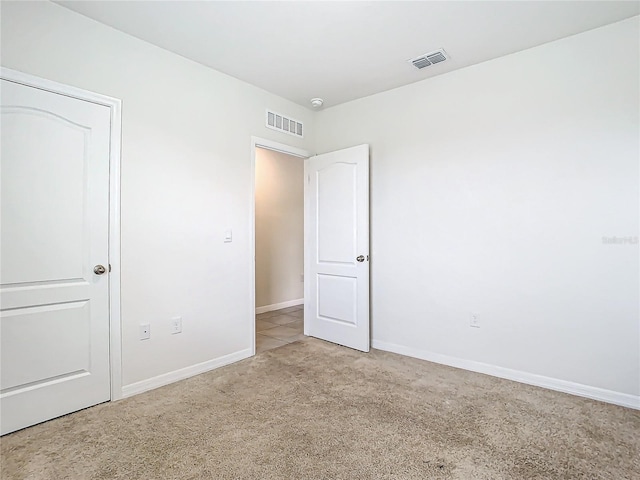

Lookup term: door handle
[94,265,107,275]
[356,255,365,263]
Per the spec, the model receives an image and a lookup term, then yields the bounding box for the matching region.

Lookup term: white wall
[315,17,639,402]
[0,1,314,389]
[255,148,304,309]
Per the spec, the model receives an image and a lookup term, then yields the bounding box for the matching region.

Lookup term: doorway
[250,139,371,355]
[253,145,306,353]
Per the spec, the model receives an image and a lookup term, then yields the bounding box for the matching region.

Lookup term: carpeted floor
[1,338,639,479]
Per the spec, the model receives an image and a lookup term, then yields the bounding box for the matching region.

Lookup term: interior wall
[255,148,304,309]
[0,1,315,389]
[315,17,639,401]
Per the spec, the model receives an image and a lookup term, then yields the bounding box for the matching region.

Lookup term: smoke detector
[310,98,324,109]
[409,49,449,70]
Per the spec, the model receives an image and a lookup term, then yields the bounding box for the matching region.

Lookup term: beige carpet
[2,338,639,480]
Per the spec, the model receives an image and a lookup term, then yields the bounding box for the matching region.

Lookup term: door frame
[249,137,311,355]
[1,67,123,401]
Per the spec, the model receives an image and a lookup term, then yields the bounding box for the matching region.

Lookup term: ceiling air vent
[410,49,448,70]
[266,109,303,138]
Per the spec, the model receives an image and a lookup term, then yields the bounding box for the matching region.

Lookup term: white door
[0,78,111,435]
[305,144,370,352]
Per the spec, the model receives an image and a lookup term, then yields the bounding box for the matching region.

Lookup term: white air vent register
[266,109,303,138]
[409,49,449,70]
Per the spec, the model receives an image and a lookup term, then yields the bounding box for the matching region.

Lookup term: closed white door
[0,78,111,435]
[305,144,370,352]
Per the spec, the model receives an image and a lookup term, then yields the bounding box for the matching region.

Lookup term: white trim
[121,349,252,398]
[255,298,304,315]
[250,137,311,357]
[1,67,121,109]
[0,68,124,401]
[372,339,640,410]
[252,137,310,158]
[107,89,123,402]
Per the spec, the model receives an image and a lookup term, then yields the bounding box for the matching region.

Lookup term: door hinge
[308,174,310,184]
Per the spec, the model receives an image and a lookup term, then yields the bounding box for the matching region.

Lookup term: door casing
[0,67,123,401]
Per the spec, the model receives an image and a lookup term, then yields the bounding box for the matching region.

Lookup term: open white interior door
[304,144,370,352]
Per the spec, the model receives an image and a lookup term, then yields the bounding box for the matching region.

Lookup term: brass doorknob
[94,265,106,275]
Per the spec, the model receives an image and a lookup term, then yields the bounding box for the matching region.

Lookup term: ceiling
[56,1,639,110]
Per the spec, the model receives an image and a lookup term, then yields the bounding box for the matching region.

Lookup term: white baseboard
[121,348,252,399]
[256,298,303,314]
[372,339,640,410]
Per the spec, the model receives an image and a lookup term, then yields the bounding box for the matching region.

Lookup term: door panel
[1,302,90,391]
[0,78,111,435]
[317,162,357,264]
[1,108,88,283]
[317,274,357,325]
[305,144,370,352]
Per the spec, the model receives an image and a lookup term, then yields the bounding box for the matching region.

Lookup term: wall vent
[409,49,448,70]
[266,109,303,138]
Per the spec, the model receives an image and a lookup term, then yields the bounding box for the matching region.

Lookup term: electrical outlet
[140,324,151,340]
[171,316,182,334]
[470,313,480,328]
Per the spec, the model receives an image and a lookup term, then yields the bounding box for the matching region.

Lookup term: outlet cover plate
[140,324,151,340]
[171,316,182,334]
